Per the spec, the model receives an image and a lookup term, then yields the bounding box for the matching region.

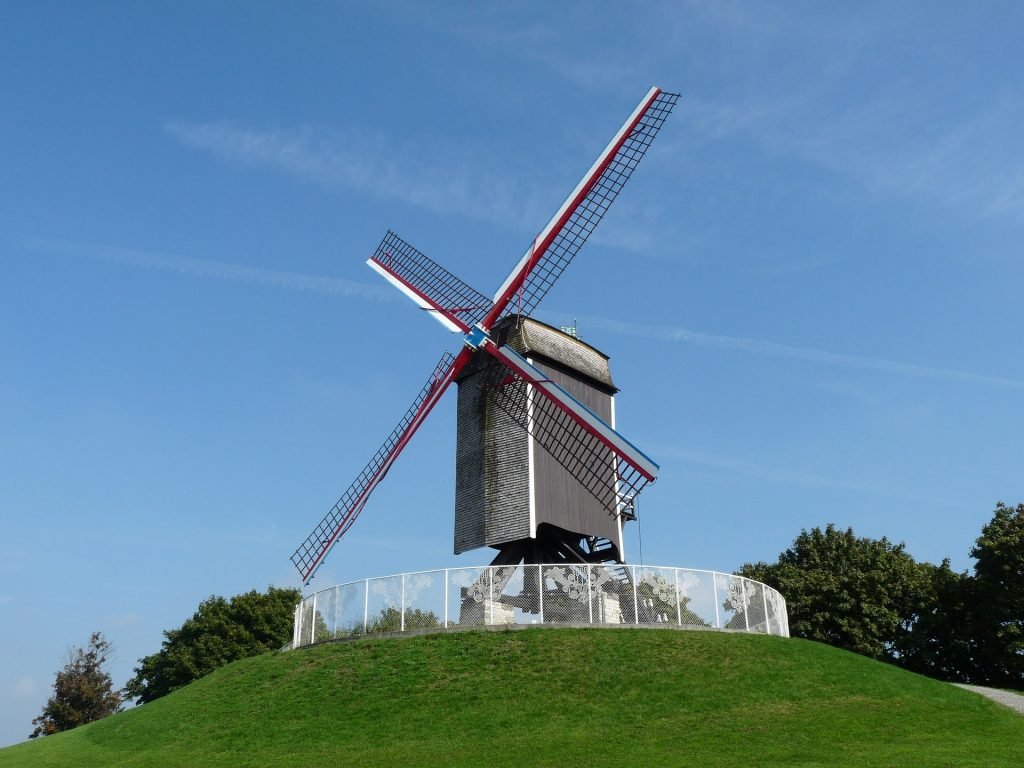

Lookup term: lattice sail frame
[497,90,680,322]
[479,357,650,514]
[291,87,679,583]
[290,351,459,581]
[369,230,492,331]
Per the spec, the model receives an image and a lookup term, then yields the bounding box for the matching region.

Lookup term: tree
[739,524,931,661]
[969,502,1024,688]
[31,632,123,738]
[366,606,441,634]
[635,577,709,627]
[889,559,978,682]
[125,585,300,704]
[742,507,1024,689]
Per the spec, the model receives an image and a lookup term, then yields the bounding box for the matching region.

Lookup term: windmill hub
[464,324,489,350]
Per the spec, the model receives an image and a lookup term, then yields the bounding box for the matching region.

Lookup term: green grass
[3,628,1022,767]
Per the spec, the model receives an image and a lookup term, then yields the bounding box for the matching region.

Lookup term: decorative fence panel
[291,565,788,648]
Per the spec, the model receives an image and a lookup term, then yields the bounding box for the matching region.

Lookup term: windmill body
[455,316,628,564]
[291,87,679,585]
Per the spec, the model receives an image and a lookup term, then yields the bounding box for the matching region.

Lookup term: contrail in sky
[565,315,1024,390]
[21,236,392,302]
[650,444,969,509]
[23,234,1020,390]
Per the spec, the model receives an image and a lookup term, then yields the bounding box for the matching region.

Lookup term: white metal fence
[292,564,788,648]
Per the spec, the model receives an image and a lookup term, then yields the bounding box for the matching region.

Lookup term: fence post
[363,579,369,634]
[333,586,340,639]
[310,593,317,644]
[632,565,639,624]
[674,569,682,626]
[538,564,544,622]
[741,578,750,631]
[401,573,406,633]
[761,584,770,634]
[293,603,301,648]
[712,572,721,629]
[488,567,494,626]
[444,568,449,629]
[586,566,593,624]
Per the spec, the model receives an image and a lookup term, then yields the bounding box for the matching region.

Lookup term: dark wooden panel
[530,359,621,549]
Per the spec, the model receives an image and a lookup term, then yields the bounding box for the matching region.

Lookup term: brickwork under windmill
[454,316,625,559]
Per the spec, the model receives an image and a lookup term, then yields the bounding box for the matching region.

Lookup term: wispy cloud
[165,118,674,257]
[25,234,1018,390]
[656,443,967,508]
[372,3,644,96]
[445,19,638,96]
[22,236,393,302]
[659,444,842,489]
[165,121,556,231]
[12,677,36,697]
[572,314,1024,389]
[688,91,1024,223]
[430,3,1024,224]
[663,4,1024,225]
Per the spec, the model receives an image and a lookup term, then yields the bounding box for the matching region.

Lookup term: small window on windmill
[559,320,579,339]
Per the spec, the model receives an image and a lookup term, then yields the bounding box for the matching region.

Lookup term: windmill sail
[290,349,470,583]
[293,86,677,581]
[483,342,657,478]
[483,88,680,327]
[367,230,492,333]
[479,356,653,516]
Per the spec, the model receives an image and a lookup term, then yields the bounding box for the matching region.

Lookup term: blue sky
[2,0,1022,746]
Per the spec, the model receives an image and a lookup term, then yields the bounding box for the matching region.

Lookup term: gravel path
[954,684,1024,716]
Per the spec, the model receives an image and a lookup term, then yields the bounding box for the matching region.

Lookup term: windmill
[291,87,679,585]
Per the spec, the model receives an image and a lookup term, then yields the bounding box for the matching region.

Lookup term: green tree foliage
[125,586,300,704]
[969,502,1024,688]
[307,606,441,641]
[31,632,123,738]
[636,578,708,627]
[306,606,333,641]
[741,506,1024,690]
[890,559,978,683]
[888,503,1024,688]
[366,606,441,634]
[739,524,930,660]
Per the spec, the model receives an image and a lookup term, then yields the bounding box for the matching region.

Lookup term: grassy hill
[2,628,1022,767]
